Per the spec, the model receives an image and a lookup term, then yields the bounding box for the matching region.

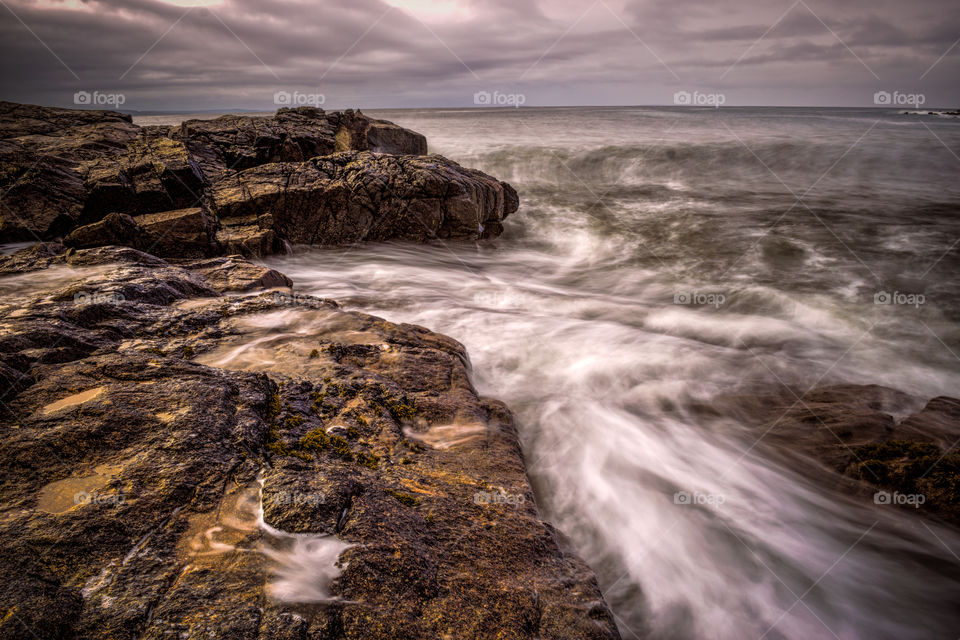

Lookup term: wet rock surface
[712,384,960,525]
[0,102,510,254]
[209,151,519,244]
[0,244,619,640]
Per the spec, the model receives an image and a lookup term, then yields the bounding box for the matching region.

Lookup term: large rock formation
[0,102,140,241]
[0,102,512,256]
[0,244,619,640]
[209,152,519,243]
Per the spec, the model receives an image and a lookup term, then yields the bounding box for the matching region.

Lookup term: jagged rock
[0,244,619,640]
[63,213,146,251]
[330,109,427,155]
[63,208,217,259]
[215,213,284,258]
[0,102,139,240]
[133,207,217,258]
[0,242,66,275]
[79,137,204,219]
[171,107,426,181]
[0,102,504,255]
[209,151,519,244]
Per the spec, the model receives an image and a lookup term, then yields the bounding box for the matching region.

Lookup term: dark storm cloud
[0,0,957,109]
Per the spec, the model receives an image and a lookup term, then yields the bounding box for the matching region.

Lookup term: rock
[169,107,425,181]
[134,207,217,258]
[0,242,66,275]
[170,107,338,180]
[79,137,204,219]
[1,102,513,255]
[183,256,293,292]
[0,245,618,640]
[63,213,146,251]
[330,109,427,155]
[0,102,139,241]
[209,151,519,244]
[215,213,284,258]
[63,208,217,259]
[715,384,960,525]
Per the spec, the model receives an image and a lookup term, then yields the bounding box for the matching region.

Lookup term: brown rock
[0,243,618,640]
[0,102,139,240]
[133,207,216,258]
[63,213,146,251]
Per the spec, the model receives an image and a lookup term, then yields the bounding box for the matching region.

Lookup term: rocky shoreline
[0,103,615,640]
[0,102,517,254]
[2,102,960,639]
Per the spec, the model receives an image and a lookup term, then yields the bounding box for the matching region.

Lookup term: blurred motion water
[254,107,960,639]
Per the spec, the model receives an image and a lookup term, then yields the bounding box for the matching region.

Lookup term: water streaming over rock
[149,106,960,639]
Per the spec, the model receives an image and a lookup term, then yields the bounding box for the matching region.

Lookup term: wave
[455,140,960,203]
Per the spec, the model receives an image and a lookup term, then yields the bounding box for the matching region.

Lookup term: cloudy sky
[0,0,957,110]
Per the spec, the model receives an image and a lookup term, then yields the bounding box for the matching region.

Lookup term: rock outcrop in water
[0,102,517,255]
[0,242,618,638]
[713,385,960,525]
[0,102,609,640]
[209,151,518,243]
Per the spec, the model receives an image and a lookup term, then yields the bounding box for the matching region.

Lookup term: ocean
[142,106,960,639]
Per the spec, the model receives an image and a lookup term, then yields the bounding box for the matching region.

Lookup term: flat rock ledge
[0,101,518,257]
[0,243,620,640]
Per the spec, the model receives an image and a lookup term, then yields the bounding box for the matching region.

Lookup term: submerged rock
[714,384,960,525]
[0,243,618,640]
[0,102,510,253]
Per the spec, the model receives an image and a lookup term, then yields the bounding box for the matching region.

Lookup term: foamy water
[257,107,960,639]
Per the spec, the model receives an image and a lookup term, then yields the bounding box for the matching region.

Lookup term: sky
[0,0,957,110]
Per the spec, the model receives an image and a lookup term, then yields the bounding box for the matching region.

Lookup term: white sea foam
[259,107,960,638]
